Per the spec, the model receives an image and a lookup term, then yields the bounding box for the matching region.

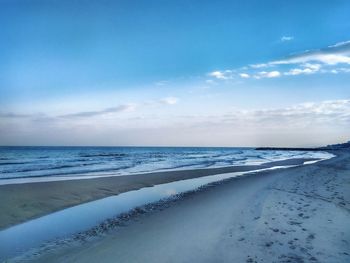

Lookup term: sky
[0,0,350,147]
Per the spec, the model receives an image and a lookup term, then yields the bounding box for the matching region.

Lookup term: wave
[0,162,29,166]
[79,153,128,158]
[0,162,105,174]
[0,164,138,179]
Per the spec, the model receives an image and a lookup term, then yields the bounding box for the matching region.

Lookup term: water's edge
[0,147,333,183]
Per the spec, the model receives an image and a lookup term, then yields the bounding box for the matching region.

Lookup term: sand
[15,150,350,263]
[0,158,316,230]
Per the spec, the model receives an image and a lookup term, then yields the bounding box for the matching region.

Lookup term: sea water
[0,146,332,181]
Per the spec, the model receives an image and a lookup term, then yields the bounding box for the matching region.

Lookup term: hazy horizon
[1,0,349,147]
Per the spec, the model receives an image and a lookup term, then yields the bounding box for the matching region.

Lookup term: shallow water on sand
[0,165,293,261]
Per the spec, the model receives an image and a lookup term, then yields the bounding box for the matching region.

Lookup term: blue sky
[0,0,350,146]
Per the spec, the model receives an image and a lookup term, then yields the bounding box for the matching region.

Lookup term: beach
[1,150,348,262]
[2,0,349,262]
[0,157,316,230]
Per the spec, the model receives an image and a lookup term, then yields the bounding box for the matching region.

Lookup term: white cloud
[270,40,350,66]
[328,40,350,48]
[250,63,269,69]
[281,36,294,42]
[217,40,350,81]
[304,63,321,70]
[239,73,250,78]
[222,100,350,128]
[258,71,281,78]
[208,71,228,79]
[159,97,178,105]
[285,68,313,76]
[284,63,321,76]
[273,53,350,66]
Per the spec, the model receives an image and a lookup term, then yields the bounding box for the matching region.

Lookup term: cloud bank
[208,40,350,81]
[59,104,136,119]
[1,100,348,147]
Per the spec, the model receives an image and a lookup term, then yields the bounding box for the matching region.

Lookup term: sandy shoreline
[0,158,317,230]
[16,150,349,263]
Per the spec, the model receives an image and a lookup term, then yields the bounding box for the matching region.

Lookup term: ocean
[0,146,332,180]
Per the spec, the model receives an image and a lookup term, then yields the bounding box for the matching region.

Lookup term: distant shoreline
[255,147,324,151]
[256,141,350,151]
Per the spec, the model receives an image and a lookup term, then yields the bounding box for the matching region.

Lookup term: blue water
[0,146,331,180]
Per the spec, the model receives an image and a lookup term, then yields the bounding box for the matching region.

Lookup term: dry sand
[18,151,350,263]
[0,158,315,230]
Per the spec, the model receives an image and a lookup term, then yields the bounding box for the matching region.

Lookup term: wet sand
[0,158,316,230]
[25,150,350,263]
